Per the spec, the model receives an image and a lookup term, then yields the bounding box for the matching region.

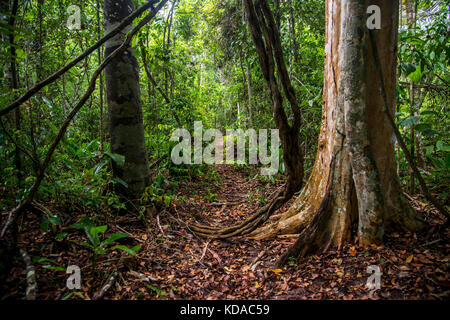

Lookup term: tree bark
[104,0,150,199]
[97,0,105,153]
[8,0,22,188]
[253,1,423,260]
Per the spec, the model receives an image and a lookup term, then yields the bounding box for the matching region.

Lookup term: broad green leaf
[43,265,66,271]
[398,115,420,128]
[407,66,422,83]
[105,152,125,167]
[55,232,68,240]
[93,160,108,176]
[100,233,128,248]
[113,177,128,188]
[110,244,141,256]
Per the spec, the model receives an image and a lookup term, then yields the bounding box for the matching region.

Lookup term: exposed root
[190,189,287,239]
[276,185,333,267]
[276,158,342,266]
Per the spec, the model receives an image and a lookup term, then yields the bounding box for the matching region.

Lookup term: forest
[0,0,448,303]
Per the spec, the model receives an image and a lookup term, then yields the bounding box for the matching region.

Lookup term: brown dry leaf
[400,265,410,271]
[406,255,414,263]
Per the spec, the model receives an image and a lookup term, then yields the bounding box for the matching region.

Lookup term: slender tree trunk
[415,87,426,168]
[253,1,423,258]
[244,0,304,198]
[405,0,418,193]
[97,0,105,153]
[246,64,254,127]
[409,82,416,192]
[103,0,150,199]
[241,1,254,128]
[8,0,22,188]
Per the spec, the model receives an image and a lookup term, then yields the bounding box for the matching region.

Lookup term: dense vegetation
[0,0,448,300]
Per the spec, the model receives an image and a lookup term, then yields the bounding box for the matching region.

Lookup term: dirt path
[125,165,450,300]
[3,165,449,300]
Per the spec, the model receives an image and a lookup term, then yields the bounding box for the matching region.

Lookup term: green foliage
[396,2,449,198]
[67,217,141,273]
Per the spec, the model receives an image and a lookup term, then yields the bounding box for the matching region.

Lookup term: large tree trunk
[252,0,423,258]
[104,0,150,199]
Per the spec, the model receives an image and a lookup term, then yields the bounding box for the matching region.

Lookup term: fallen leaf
[406,255,414,263]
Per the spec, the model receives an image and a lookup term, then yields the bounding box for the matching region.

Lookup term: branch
[0,0,160,118]
[141,50,182,127]
[0,117,41,169]
[398,81,448,92]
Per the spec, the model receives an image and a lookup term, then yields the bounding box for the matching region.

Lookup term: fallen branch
[277,234,300,239]
[369,30,449,222]
[200,240,210,262]
[250,250,266,269]
[127,270,160,282]
[0,0,168,239]
[20,248,37,300]
[156,214,165,235]
[208,200,247,206]
[93,271,118,300]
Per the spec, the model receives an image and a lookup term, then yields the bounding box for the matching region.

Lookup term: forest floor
[2,164,449,300]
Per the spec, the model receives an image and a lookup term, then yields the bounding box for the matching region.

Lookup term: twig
[149,154,168,169]
[0,118,41,169]
[200,240,210,262]
[115,225,145,244]
[251,250,266,268]
[422,239,441,247]
[20,248,36,300]
[209,200,246,206]
[93,271,118,300]
[156,214,165,235]
[171,206,224,267]
[127,270,160,282]
[189,248,207,268]
[277,234,300,239]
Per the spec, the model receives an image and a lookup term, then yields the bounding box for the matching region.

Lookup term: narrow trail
[126,165,449,300]
[4,165,449,300]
